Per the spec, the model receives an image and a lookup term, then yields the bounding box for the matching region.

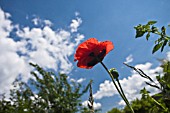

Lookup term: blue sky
[0,0,170,112]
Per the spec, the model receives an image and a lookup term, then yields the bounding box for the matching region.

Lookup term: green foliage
[107,108,122,113]
[134,21,170,53]
[0,63,91,113]
[109,23,170,112]
[134,21,157,38]
[108,61,170,113]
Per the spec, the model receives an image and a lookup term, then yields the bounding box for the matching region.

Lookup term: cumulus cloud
[0,8,84,97]
[0,8,29,95]
[93,80,117,99]
[82,100,102,110]
[32,16,53,27]
[166,51,170,61]
[70,17,82,33]
[44,20,52,26]
[32,17,40,25]
[124,54,133,64]
[77,78,86,83]
[93,61,163,106]
[0,8,13,38]
[69,77,86,83]
[16,26,76,73]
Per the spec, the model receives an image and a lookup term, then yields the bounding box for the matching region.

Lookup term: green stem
[100,61,134,113]
[154,31,161,36]
[154,32,170,39]
[116,78,134,113]
[151,96,167,111]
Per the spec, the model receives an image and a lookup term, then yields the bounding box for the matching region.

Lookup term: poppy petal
[77,57,94,69]
[74,38,114,69]
[74,38,99,61]
[100,41,114,54]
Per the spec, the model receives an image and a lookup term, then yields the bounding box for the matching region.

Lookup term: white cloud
[70,17,82,33]
[32,17,40,25]
[82,100,102,110]
[93,61,163,106]
[69,77,86,83]
[75,12,80,16]
[0,8,13,38]
[0,8,30,95]
[166,51,170,61]
[32,17,53,27]
[124,54,133,64]
[0,8,84,97]
[93,80,117,99]
[77,78,86,83]
[44,20,52,26]
[117,62,162,105]
[75,33,85,45]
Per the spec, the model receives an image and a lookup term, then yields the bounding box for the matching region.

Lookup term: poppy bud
[109,68,119,79]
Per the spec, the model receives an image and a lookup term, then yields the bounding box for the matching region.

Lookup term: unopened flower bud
[109,68,119,79]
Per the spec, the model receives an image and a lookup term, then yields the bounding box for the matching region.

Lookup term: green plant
[107,21,170,113]
[134,21,170,53]
[0,63,91,113]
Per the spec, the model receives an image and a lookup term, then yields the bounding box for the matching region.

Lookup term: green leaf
[152,42,163,54]
[156,75,161,81]
[144,25,150,30]
[135,31,145,38]
[140,87,150,94]
[134,24,146,38]
[161,26,166,31]
[157,37,163,43]
[161,40,168,52]
[151,26,158,33]
[147,21,157,25]
[146,33,150,40]
[153,93,163,97]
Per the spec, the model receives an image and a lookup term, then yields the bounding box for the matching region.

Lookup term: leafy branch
[124,62,170,112]
[134,21,170,53]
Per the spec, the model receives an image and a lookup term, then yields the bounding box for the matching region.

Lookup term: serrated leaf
[148,21,157,25]
[152,42,163,54]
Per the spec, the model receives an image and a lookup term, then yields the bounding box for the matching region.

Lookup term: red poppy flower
[74,38,114,69]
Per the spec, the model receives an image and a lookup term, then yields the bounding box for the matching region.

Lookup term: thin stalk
[116,78,134,113]
[151,96,167,111]
[154,32,170,39]
[100,61,134,113]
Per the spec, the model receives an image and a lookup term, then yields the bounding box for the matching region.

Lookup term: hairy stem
[100,61,134,113]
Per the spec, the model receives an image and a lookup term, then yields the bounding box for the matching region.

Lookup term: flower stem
[116,78,134,113]
[100,61,134,113]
